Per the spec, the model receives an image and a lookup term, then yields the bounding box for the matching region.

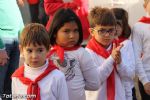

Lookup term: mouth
[32,61,39,64]
[68,41,77,44]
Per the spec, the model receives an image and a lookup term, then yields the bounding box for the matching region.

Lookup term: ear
[49,45,51,50]
[89,28,95,36]
[143,3,147,9]
[19,45,23,56]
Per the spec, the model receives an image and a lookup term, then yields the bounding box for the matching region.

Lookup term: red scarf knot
[12,60,57,100]
[47,45,80,63]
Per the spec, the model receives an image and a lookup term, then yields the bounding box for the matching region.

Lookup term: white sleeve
[86,48,114,84]
[79,49,100,90]
[131,25,149,85]
[117,41,135,80]
[97,55,114,84]
[57,73,69,100]
[11,77,17,100]
[122,80,133,100]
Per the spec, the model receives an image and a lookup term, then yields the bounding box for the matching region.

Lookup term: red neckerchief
[86,37,118,100]
[27,0,39,4]
[47,45,80,62]
[139,16,150,24]
[116,36,127,44]
[12,60,57,100]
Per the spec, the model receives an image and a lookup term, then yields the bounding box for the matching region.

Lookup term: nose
[32,52,38,59]
[69,32,76,38]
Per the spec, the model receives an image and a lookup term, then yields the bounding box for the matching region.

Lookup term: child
[11,23,69,100]
[85,7,134,100]
[112,8,136,100]
[47,8,100,100]
[131,0,150,99]
[44,0,90,40]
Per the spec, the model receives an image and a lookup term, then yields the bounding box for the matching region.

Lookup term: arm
[11,78,16,100]
[44,0,78,16]
[79,49,100,90]
[0,38,9,66]
[131,25,150,94]
[17,0,25,6]
[57,73,69,100]
[131,25,149,84]
[117,40,135,80]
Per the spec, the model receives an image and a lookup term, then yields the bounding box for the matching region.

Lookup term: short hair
[89,7,117,28]
[48,8,83,46]
[20,23,50,50]
[144,0,150,7]
[111,8,131,38]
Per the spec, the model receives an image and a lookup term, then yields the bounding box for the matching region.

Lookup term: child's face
[144,1,150,15]
[21,44,49,68]
[56,21,79,48]
[115,24,123,37]
[91,25,116,48]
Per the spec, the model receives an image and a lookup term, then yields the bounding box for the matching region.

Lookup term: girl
[11,23,69,100]
[44,0,90,40]
[85,7,134,100]
[47,8,99,100]
[112,8,136,100]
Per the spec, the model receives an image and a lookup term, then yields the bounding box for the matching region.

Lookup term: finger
[112,43,116,50]
[116,44,124,51]
[115,56,121,64]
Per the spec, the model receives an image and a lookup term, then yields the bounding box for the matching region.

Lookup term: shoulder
[121,39,132,46]
[67,47,88,56]
[49,69,66,80]
[133,22,148,31]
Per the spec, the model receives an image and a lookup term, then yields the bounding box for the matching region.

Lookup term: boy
[11,23,69,100]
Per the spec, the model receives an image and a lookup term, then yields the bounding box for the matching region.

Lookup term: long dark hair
[48,8,83,46]
[112,8,131,38]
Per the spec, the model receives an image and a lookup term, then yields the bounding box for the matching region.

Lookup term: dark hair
[89,7,117,27]
[111,8,131,38]
[20,23,50,50]
[48,8,83,46]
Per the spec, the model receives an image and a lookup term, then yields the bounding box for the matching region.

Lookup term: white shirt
[119,40,135,100]
[12,60,69,100]
[50,47,99,100]
[85,41,135,100]
[131,21,150,85]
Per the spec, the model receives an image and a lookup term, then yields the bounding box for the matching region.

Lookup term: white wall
[88,0,146,26]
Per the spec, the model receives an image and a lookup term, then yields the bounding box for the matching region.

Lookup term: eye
[26,49,32,53]
[63,29,70,33]
[74,29,79,33]
[108,29,115,33]
[98,29,106,33]
[37,48,43,52]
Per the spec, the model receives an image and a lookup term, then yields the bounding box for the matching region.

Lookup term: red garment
[12,61,57,100]
[116,36,127,44]
[47,45,80,62]
[27,0,39,4]
[139,16,150,24]
[86,37,116,100]
[44,0,90,40]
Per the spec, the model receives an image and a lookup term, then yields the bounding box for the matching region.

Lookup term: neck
[146,12,150,17]
[98,42,111,49]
